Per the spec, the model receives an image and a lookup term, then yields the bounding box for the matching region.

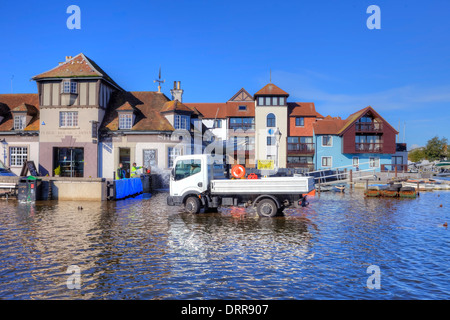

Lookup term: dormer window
[174,115,190,130]
[119,113,133,130]
[14,115,26,130]
[238,105,247,111]
[62,80,77,94]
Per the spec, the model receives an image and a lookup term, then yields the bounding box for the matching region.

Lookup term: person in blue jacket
[116,163,126,180]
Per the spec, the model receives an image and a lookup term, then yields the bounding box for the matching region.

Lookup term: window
[279,97,285,105]
[287,136,313,151]
[229,117,254,131]
[258,97,264,106]
[359,116,373,123]
[168,147,182,168]
[353,157,359,167]
[174,159,202,180]
[174,115,189,130]
[246,136,255,151]
[288,136,299,144]
[63,81,71,93]
[272,97,278,106]
[369,157,380,168]
[214,119,222,128]
[321,156,332,167]
[392,156,403,165]
[266,113,276,127]
[265,97,271,105]
[14,115,26,130]
[119,113,133,130]
[143,149,157,169]
[295,117,304,127]
[287,156,313,164]
[322,135,332,147]
[9,146,28,167]
[59,111,78,127]
[267,136,275,146]
[62,81,77,94]
[238,105,247,111]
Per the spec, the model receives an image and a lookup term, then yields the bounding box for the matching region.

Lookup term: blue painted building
[313,107,399,172]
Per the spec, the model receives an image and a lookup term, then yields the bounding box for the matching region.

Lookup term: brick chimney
[170,81,183,102]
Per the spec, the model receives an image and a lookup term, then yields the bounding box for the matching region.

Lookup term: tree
[408,148,426,162]
[424,136,448,161]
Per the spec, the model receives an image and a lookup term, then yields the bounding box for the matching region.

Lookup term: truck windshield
[174,159,202,180]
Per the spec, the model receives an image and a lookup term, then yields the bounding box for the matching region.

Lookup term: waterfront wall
[48,178,107,201]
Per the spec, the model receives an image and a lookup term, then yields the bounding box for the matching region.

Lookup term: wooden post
[365,179,369,190]
[417,181,420,196]
[395,165,398,178]
[350,169,353,183]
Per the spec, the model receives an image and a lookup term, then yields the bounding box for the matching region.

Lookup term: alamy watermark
[366,265,381,289]
[367,5,381,30]
[66,265,81,289]
[67,5,81,30]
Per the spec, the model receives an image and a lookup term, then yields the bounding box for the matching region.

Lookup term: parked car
[0,161,16,176]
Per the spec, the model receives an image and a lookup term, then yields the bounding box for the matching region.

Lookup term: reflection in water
[0,189,449,299]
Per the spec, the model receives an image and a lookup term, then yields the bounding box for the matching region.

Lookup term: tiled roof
[254,83,289,96]
[313,106,399,136]
[160,100,195,114]
[336,106,371,134]
[184,103,228,118]
[116,101,135,111]
[0,94,40,132]
[223,101,255,117]
[312,116,347,135]
[185,101,255,119]
[32,53,122,90]
[288,102,324,118]
[101,91,174,132]
[337,106,398,135]
[11,103,38,114]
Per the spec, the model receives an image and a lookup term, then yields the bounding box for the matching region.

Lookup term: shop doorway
[53,147,84,177]
[119,148,131,178]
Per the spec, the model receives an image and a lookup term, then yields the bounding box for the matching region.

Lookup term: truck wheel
[256,199,278,217]
[185,196,201,214]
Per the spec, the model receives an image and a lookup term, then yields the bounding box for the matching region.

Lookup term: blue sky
[1,0,449,147]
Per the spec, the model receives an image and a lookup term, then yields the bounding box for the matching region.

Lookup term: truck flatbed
[211,177,314,194]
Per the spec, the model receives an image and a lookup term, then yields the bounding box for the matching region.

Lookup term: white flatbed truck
[167,154,315,217]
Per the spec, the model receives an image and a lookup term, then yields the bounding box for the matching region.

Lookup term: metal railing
[287,143,315,154]
[355,143,383,153]
[355,122,383,132]
[229,123,255,131]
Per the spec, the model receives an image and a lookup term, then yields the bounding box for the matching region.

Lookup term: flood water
[0,185,449,300]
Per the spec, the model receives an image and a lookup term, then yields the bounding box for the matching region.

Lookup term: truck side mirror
[170,167,175,180]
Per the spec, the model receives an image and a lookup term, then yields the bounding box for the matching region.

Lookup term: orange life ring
[231,165,246,179]
[247,173,258,179]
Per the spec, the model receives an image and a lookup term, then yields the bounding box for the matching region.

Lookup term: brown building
[0,94,40,175]
[32,53,123,177]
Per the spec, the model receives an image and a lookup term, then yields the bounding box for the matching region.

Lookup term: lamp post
[274,128,282,169]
